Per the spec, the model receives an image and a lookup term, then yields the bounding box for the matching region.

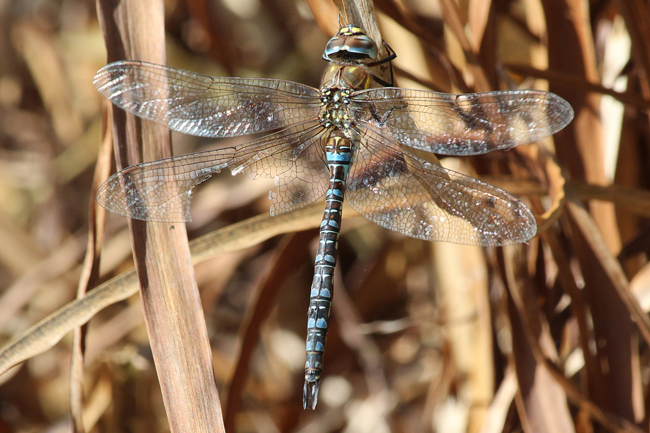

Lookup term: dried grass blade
[565,193,647,422]
[0,204,325,376]
[503,245,575,433]
[570,180,650,218]
[69,102,112,433]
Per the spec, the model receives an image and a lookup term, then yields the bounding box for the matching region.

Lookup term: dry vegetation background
[0,0,649,431]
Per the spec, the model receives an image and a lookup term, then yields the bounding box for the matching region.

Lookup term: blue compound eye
[324,35,346,59]
[342,34,377,59]
[323,26,378,62]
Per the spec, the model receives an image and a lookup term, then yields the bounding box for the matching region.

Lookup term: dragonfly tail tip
[303,381,320,410]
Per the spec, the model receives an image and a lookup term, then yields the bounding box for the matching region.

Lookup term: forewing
[346,128,536,246]
[229,121,330,216]
[352,88,574,155]
[93,60,321,137]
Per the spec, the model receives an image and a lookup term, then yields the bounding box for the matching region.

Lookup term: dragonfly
[93,24,574,409]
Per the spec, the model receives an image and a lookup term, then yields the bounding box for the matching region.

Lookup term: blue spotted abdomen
[303,131,353,409]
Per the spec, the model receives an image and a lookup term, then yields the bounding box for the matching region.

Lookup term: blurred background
[0,0,648,431]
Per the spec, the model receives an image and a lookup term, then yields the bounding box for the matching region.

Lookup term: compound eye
[344,34,377,60]
[323,35,346,59]
[323,34,378,61]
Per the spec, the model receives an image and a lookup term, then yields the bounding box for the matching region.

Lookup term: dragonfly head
[323,24,378,64]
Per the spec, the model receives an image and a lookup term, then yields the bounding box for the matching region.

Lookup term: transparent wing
[229,121,330,216]
[93,60,322,137]
[346,127,536,246]
[98,121,329,222]
[97,148,232,222]
[352,88,574,155]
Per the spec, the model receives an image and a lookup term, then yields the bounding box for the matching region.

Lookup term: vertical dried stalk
[332,0,392,83]
[95,0,224,430]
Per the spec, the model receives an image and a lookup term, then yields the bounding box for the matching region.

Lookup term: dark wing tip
[93,61,133,90]
[481,196,537,247]
[546,91,575,134]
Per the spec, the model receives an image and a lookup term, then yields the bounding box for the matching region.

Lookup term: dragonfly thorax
[318,61,373,131]
[319,88,354,129]
[321,62,372,90]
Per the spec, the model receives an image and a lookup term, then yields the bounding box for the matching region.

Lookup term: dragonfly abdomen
[303,132,353,409]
